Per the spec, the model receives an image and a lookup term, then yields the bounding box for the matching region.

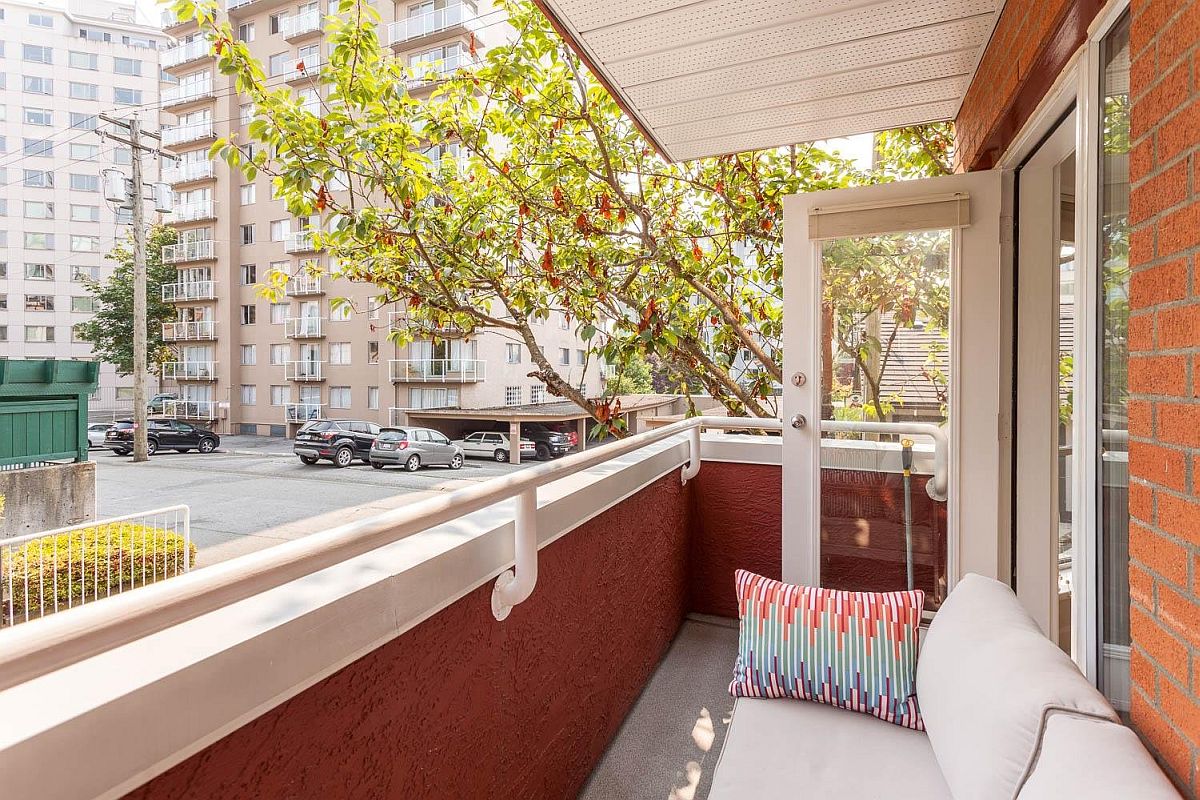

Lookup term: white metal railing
[285,275,323,295]
[0,417,780,686]
[161,361,217,381]
[0,506,191,627]
[281,8,322,37]
[161,280,216,302]
[168,201,216,223]
[388,3,480,45]
[162,121,215,147]
[161,8,187,27]
[284,360,324,381]
[161,400,218,420]
[820,420,948,501]
[602,364,618,379]
[161,320,216,340]
[163,160,216,184]
[162,39,211,69]
[162,240,215,263]
[408,51,472,86]
[226,0,255,9]
[162,76,213,107]
[389,358,485,383]
[284,317,325,338]
[284,230,321,253]
[284,402,324,422]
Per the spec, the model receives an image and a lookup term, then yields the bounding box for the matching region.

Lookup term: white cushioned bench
[709,574,1181,799]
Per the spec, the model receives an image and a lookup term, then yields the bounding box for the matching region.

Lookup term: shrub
[1,522,196,623]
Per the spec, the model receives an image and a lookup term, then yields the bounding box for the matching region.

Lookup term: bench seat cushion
[708,697,952,800]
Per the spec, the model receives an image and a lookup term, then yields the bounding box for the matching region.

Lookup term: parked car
[454,431,536,463]
[369,427,464,471]
[293,419,381,467]
[146,393,178,414]
[87,422,112,448]
[106,418,219,456]
[490,422,574,460]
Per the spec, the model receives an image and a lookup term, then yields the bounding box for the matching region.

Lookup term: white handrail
[0,415,779,688]
[821,420,948,501]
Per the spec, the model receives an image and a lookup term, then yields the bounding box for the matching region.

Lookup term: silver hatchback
[370,427,464,471]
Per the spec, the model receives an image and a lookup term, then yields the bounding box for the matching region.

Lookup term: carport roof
[405,394,682,423]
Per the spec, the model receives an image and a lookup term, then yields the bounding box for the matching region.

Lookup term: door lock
[791,372,807,387]
[790,414,807,430]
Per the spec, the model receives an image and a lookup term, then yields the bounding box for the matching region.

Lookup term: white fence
[1,506,192,627]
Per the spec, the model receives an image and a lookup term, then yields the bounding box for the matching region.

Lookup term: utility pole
[98,113,174,463]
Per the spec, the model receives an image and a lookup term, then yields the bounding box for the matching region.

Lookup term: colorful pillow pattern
[729,569,925,730]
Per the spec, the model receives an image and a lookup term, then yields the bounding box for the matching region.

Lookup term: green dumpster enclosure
[0,360,100,467]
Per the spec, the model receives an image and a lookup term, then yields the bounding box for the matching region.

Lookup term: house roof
[532,0,1004,162]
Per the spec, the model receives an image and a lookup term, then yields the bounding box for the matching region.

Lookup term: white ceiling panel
[536,0,1005,161]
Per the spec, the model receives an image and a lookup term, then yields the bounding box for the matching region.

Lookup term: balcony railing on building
[163,160,216,185]
[161,320,217,341]
[281,8,322,39]
[285,275,323,296]
[162,39,211,69]
[162,121,216,147]
[160,8,189,29]
[284,317,326,338]
[161,281,216,302]
[162,240,216,264]
[162,361,218,381]
[161,399,218,421]
[284,360,325,382]
[389,358,485,383]
[388,2,481,47]
[408,52,473,89]
[162,77,214,109]
[284,402,324,423]
[284,230,322,254]
[168,201,217,224]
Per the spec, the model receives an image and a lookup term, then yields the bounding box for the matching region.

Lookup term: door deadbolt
[791,372,807,387]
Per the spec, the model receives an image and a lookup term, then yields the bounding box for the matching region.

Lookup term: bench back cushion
[916,574,1118,800]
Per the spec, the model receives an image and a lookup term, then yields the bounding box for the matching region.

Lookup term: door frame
[782,171,1011,589]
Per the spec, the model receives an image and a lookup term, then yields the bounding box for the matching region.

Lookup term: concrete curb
[228,449,294,458]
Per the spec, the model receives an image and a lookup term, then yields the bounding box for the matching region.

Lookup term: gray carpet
[579,616,739,800]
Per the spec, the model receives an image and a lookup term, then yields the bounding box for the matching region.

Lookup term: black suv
[293,419,381,467]
[490,422,573,461]
[106,418,220,456]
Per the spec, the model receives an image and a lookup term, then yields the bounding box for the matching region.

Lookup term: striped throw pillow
[729,570,925,730]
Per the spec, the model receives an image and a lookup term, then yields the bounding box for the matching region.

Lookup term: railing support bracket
[491,489,538,621]
[680,425,702,484]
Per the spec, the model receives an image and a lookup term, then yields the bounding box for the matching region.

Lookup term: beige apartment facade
[158,0,603,436]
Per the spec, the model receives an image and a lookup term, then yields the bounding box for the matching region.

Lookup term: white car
[453,431,537,463]
[87,422,112,448]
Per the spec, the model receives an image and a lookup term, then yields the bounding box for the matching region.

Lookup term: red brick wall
[1129,2,1200,794]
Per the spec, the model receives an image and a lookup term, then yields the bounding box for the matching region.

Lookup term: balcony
[162,39,212,69]
[285,275,323,296]
[162,240,216,264]
[162,160,216,185]
[284,230,322,253]
[160,8,191,29]
[161,280,216,302]
[284,360,325,381]
[389,358,485,383]
[388,3,482,48]
[162,76,214,109]
[407,51,473,89]
[284,401,324,422]
[168,201,217,224]
[162,121,216,148]
[281,9,322,40]
[162,361,217,381]
[284,316,325,338]
[161,399,218,420]
[161,320,217,341]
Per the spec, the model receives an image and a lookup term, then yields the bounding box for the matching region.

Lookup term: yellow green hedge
[2,523,196,622]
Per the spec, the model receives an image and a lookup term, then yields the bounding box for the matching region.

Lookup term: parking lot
[91,437,528,567]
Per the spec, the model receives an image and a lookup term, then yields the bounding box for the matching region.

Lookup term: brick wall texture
[1128,2,1200,794]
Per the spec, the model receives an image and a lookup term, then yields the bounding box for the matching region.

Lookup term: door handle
[790,414,807,430]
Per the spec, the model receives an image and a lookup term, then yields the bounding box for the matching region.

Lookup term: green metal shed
[0,360,100,467]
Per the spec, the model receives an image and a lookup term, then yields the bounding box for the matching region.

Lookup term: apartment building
[0,0,165,413]
[159,0,603,436]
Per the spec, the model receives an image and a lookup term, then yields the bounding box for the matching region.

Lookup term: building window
[69,82,98,100]
[270,219,289,241]
[70,173,99,192]
[329,386,351,409]
[0,326,7,342]
[237,22,255,41]
[23,44,52,63]
[25,295,55,311]
[270,303,289,324]
[270,344,290,365]
[71,235,100,252]
[505,386,521,406]
[23,76,53,95]
[69,143,99,161]
[506,343,521,363]
[24,232,53,250]
[241,264,257,284]
[241,305,256,325]
[28,13,53,27]
[71,205,99,222]
[72,265,99,281]
[559,347,570,366]
[24,201,54,219]
[240,184,256,205]
[270,385,290,406]
[24,107,52,126]
[241,224,255,245]
[25,325,55,342]
[23,169,53,188]
[71,296,94,313]
[268,52,291,77]
[113,57,142,76]
[0,295,6,309]
[530,384,546,404]
[367,341,380,364]
[241,385,257,405]
[367,386,379,410]
[70,112,97,130]
[69,51,98,70]
[113,88,142,106]
[240,103,254,125]
[576,349,586,365]
[23,138,53,157]
[113,147,132,165]
[330,300,352,321]
[240,344,257,365]
[329,342,350,365]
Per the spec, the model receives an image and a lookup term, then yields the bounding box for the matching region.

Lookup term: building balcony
[281,8,322,39]
[162,240,216,264]
[162,77,214,109]
[160,8,192,30]
[162,160,216,185]
[168,201,217,224]
[161,399,219,421]
[284,317,326,338]
[161,320,217,341]
[388,2,482,49]
[161,280,216,302]
[407,52,473,89]
[284,401,324,422]
[285,275,323,296]
[389,358,485,383]
[162,361,217,381]
[162,39,212,69]
[161,122,216,148]
[284,230,322,254]
[284,360,325,381]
